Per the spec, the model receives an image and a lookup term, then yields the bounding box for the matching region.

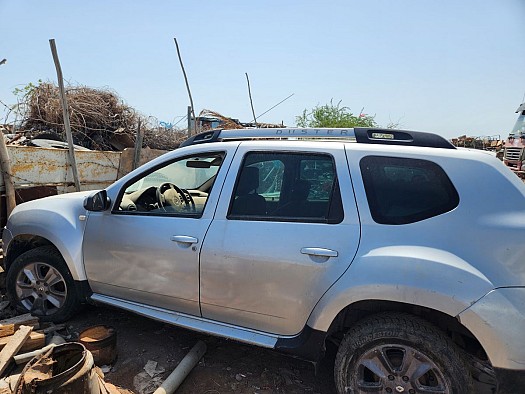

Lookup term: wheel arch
[6,244,85,322]
[3,194,91,282]
[5,235,55,271]
[324,300,488,362]
[4,234,85,282]
[332,310,474,393]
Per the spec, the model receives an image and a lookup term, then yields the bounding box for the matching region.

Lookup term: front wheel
[6,246,80,322]
[334,313,472,394]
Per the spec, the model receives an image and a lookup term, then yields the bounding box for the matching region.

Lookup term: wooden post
[0,133,16,217]
[245,73,258,128]
[174,38,197,136]
[187,106,192,137]
[49,39,81,192]
[132,119,143,171]
[0,325,32,377]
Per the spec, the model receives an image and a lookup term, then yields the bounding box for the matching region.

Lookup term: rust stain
[3,146,121,188]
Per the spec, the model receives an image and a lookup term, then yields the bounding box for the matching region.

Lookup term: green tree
[12,79,42,99]
[296,100,378,128]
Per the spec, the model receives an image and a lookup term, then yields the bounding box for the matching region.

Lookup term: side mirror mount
[84,190,111,211]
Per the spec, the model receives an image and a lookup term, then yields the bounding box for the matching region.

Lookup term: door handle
[300,247,338,258]
[170,235,198,244]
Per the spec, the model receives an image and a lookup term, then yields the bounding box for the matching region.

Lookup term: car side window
[116,152,224,217]
[228,152,343,224]
[360,156,459,225]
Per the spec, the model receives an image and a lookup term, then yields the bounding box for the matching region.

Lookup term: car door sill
[90,293,293,348]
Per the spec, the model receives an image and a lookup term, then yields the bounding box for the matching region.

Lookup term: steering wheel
[156,182,195,212]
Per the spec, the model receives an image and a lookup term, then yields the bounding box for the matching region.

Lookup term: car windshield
[511,113,525,137]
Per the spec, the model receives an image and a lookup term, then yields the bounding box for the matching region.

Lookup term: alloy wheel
[352,344,449,394]
[15,262,68,316]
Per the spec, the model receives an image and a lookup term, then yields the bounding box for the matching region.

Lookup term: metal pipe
[153,341,206,394]
[13,335,66,365]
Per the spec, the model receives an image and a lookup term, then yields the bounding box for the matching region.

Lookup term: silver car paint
[200,142,360,335]
[91,293,282,348]
[3,139,525,372]
[457,287,525,370]
[83,214,204,316]
[3,191,93,280]
[305,144,525,369]
[82,145,237,316]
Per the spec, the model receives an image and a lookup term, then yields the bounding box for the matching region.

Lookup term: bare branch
[245,73,258,128]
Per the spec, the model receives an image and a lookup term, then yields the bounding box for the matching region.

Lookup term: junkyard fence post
[49,39,81,192]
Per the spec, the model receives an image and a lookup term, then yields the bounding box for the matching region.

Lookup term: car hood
[9,190,93,216]
[5,191,96,236]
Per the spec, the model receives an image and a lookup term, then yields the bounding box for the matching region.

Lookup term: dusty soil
[0,267,335,393]
[66,303,336,394]
[0,272,498,394]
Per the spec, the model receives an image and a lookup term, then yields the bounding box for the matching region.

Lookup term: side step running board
[90,293,294,348]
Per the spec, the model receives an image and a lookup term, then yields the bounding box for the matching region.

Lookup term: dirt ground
[67,303,336,393]
[0,265,499,393]
[0,268,336,394]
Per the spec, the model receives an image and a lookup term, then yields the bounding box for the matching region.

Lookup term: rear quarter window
[360,156,459,225]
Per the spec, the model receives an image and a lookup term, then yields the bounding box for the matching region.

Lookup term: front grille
[505,147,523,161]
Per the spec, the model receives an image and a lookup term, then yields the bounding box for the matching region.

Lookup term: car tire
[334,313,472,394]
[6,246,80,323]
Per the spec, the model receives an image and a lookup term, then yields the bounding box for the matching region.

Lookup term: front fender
[4,192,92,280]
[307,246,495,332]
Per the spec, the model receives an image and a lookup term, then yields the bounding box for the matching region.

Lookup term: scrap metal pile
[451,134,504,151]
[198,109,283,130]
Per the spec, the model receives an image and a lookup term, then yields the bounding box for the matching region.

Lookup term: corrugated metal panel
[0,146,121,191]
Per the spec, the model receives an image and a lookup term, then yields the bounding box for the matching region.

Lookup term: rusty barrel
[79,325,117,366]
[15,342,106,394]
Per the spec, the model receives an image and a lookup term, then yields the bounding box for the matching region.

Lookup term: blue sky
[0,0,524,139]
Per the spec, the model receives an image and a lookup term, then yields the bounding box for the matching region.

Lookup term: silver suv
[3,128,524,393]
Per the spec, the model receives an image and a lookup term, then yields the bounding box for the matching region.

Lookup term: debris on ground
[144,360,166,378]
[0,314,130,394]
[133,360,165,394]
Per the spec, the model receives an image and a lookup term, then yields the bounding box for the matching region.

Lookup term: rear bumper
[458,287,525,370]
[495,368,525,394]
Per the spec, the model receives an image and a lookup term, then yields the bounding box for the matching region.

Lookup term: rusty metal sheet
[117,147,168,179]
[0,146,121,191]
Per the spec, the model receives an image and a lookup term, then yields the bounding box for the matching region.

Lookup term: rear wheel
[334,313,472,394]
[6,246,80,322]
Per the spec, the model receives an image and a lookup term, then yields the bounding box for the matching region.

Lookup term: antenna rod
[251,93,294,123]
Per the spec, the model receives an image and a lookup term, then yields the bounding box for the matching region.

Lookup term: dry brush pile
[18,82,184,151]
[11,82,283,152]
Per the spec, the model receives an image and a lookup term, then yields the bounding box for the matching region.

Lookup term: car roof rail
[179,127,456,149]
